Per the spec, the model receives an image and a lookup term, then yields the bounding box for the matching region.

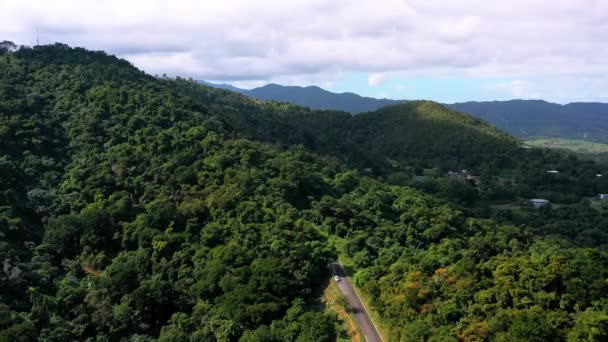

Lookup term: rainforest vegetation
[1,44,608,341]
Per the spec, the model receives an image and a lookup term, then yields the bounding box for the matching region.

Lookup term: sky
[1,0,608,103]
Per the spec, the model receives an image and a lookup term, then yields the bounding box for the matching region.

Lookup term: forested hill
[2,44,608,341]
[341,101,520,170]
[1,44,343,340]
[179,80,521,172]
[202,81,608,143]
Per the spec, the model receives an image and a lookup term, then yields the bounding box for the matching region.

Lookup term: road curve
[330,261,384,342]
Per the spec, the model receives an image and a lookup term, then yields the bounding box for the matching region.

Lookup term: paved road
[330,261,384,342]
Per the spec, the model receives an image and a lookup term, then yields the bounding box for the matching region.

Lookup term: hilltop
[202,81,608,144]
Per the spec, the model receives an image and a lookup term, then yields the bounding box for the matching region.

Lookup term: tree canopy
[1,43,608,341]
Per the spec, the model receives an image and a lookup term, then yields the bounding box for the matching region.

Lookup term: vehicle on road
[334,275,341,282]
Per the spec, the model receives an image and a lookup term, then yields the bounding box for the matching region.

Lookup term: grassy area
[525,138,608,156]
[588,197,608,212]
[328,235,355,274]
[489,201,570,210]
[488,197,608,211]
[489,202,521,210]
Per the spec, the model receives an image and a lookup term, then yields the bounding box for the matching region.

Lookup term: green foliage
[0,44,335,340]
[172,78,606,205]
[1,43,608,341]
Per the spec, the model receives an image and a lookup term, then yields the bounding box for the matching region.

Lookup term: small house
[599,194,608,200]
[530,199,550,208]
[466,175,481,186]
[447,170,481,186]
[597,174,603,178]
[447,170,467,181]
[547,170,560,174]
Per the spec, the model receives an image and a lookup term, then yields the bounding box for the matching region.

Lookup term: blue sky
[2,0,608,104]
[327,74,527,103]
[326,74,608,104]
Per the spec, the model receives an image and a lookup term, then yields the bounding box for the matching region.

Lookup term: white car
[334,275,341,282]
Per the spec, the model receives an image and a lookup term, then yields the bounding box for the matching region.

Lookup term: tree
[0,41,17,54]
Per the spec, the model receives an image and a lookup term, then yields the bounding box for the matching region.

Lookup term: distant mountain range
[449,101,608,143]
[199,81,402,113]
[201,80,608,143]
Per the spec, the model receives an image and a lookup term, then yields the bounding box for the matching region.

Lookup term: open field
[525,138,608,157]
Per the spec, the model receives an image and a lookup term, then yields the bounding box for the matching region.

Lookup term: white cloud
[482,76,608,104]
[486,80,529,98]
[1,0,608,101]
[434,15,481,42]
[368,73,388,87]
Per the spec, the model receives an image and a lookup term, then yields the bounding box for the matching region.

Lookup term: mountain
[449,100,608,143]
[198,80,248,93]
[2,44,608,342]
[247,83,401,113]
[200,81,402,113]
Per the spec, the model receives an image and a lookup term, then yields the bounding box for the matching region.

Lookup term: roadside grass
[354,284,390,342]
[323,279,365,342]
[328,235,390,341]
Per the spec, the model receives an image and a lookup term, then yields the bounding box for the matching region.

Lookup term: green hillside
[172,80,607,204]
[345,101,520,170]
[173,81,520,171]
[2,44,608,341]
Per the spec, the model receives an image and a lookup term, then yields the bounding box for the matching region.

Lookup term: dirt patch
[82,265,102,277]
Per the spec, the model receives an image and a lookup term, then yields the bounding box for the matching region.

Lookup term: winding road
[330,261,384,342]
